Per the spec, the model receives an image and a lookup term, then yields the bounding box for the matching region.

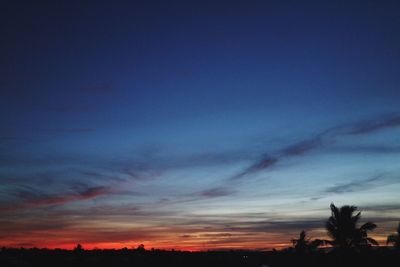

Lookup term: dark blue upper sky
[1,0,400,249]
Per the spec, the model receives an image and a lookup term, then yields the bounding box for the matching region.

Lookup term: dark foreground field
[1,247,399,267]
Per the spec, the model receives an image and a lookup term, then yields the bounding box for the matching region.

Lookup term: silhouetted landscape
[2,204,400,266]
[1,247,400,267]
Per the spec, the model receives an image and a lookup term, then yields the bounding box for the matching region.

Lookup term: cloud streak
[280,137,324,156]
[324,174,400,194]
[232,155,278,180]
[199,186,236,198]
[324,175,383,194]
[340,114,400,135]
[7,184,114,210]
[231,113,400,180]
[329,145,400,154]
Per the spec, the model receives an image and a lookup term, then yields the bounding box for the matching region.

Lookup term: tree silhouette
[291,230,324,253]
[386,222,400,249]
[325,203,378,250]
[136,244,145,252]
[73,244,84,253]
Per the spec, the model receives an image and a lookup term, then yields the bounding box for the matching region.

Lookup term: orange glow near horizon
[0,232,390,251]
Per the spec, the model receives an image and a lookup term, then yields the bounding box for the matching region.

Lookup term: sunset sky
[1,1,400,250]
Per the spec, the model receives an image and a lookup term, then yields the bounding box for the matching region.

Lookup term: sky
[1,0,400,250]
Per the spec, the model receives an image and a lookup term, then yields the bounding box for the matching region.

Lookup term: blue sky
[1,0,400,249]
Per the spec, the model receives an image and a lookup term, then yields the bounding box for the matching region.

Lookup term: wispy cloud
[225,219,326,233]
[5,113,398,186]
[231,113,400,180]
[280,137,324,156]
[323,174,400,195]
[324,175,383,194]
[329,145,400,154]
[230,136,325,180]
[231,155,278,180]
[199,186,236,198]
[80,170,127,182]
[363,204,400,213]
[9,184,113,210]
[161,186,237,205]
[176,215,326,234]
[340,113,400,135]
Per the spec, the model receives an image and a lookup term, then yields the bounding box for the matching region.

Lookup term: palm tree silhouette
[325,203,378,250]
[291,230,323,253]
[386,222,400,249]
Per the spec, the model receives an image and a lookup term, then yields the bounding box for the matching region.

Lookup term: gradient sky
[1,0,400,250]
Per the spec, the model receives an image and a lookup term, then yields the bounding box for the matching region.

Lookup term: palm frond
[310,239,324,248]
[366,237,379,246]
[360,222,377,232]
[387,234,399,245]
[325,203,377,249]
[330,203,339,219]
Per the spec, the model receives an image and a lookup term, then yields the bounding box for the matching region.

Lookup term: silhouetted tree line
[290,204,400,251]
[291,203,379,253]
[1,204,399,267]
